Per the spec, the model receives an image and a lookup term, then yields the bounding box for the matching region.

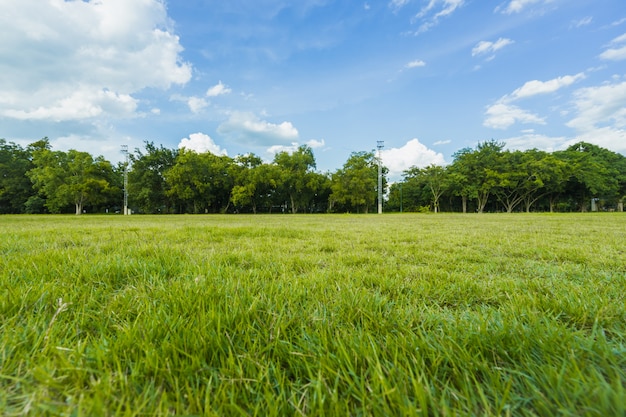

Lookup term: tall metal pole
[377,141,384,214]
[121,145,129,215]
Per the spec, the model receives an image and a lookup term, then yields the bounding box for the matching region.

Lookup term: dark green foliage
[0,136,625,214]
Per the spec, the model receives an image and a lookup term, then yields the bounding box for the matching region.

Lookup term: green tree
[519,150,568,212]
[231,154,280,214]
[557,143,622,211]
[129,142,178,213]
[274,145,317,213]
[449,141,504,213]
[28,146,114,214]
[331,151,383,213]
[403,164,448,213]
[165,149,234,213]
[0,139,35,213]
[448,148,476,213]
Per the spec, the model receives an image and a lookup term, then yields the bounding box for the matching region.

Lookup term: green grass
[1,213,625,416]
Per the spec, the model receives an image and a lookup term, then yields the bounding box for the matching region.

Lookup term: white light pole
[121,145,129,215]
[377,141,384,214]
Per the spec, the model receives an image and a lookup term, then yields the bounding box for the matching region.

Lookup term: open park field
[1,213,625,416]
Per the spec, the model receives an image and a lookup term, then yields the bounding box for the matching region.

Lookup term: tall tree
[403,164,448,213]
[274,145,317,213]
[0,139,35,214]
[331,151,383,213]
[129,142,178,213]
[450,141,504,213]
[230,154,280,214]
[165,149,234,213]
[557,142,621,211]
[28,146,113,214]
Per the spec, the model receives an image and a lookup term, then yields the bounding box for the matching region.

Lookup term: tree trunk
[290,194,296,214]
[462,195,467,214]
[75,202,82,215]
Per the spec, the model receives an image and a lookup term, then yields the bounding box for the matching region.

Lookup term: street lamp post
[121,145,129,215]
[377,141,384,214]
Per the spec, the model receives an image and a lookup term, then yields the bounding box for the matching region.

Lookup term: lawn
[1,213,625,416]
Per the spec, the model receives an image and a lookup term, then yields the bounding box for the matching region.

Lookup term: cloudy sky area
[1,0,625,179]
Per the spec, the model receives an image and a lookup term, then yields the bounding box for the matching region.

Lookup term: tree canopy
[0,137,624,214]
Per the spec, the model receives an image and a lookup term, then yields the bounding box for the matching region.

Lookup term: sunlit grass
[1,213,625,416]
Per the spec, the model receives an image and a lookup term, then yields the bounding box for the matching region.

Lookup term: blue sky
[1,0,625,179]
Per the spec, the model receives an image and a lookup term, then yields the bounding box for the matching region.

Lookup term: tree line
[1,138,625,214]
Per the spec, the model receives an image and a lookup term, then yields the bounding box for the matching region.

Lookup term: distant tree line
[1,138,624,214]
[388,141,626,213]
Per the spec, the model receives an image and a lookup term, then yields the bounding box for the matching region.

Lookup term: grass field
[1,213,625,416]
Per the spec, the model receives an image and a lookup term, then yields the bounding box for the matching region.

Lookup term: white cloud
[0,0,191,122]
[206,81,232,97]
[484,103,546,129]
[472,38,514,57]
[187,97,209,114]
[505,73,586,101]
[501,133,565,152]
[217,111,299,145]
[600,33,626,61]
[414,0,466,34]
[497,0,554,14]
[611,18,626,27]
[433,139,451,146]
[179,133,228,156]
[562,127,626,154]
[306,139,326,149]
[600,46,626,61]
[381,139,446,180]
[267,142,300,155]
[566,80,626,131]
[2,89,137,121]
[405,59,426,68]
[389,0,409,10]
[571,16,592,29]
[484,73,585,129]
[266,139,325,156]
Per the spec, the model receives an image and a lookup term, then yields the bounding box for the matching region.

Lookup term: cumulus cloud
[600,33,626,61]
[206,81,232,97]
[266,139,325,156]
[484,73,585,129]
[566,80,626,131]
[501,132,565,152]
[381,139,446,180]
[0,0,191,122]
[414,0,466,34]
[405,59,426,68]
[484,103,545,129]
[179,133,228,155]
[505,73,586,101]
[187,97,209,114]
[2,89,137,121]
[217,111,299,145]
[266,142,301,155]
[562,127,626,154]
[306,139,326,149]
[472,38,514,57]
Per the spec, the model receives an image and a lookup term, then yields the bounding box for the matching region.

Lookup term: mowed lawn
[1,213,625,416]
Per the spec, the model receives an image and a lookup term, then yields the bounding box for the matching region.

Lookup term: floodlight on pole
[121,145,129,215]
[377,141,384,214]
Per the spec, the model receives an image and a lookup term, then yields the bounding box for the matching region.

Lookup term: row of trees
[0,138,385,214]
[1,138,625,214]
[388,141,626,213]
